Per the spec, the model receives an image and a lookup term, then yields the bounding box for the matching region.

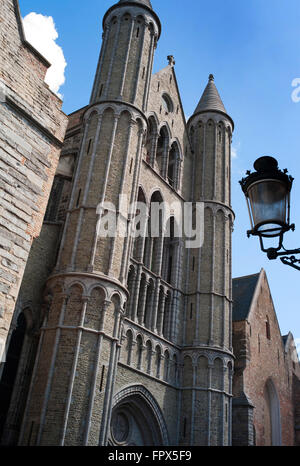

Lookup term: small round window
[162,94,173,113]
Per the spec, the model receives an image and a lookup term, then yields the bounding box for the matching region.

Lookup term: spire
[193,74,227,115]
[118,0,153,9]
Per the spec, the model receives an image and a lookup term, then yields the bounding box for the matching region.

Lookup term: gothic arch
[111,385,169,446]
[155,125,170,177]
[125,265,136,317]
[84,109,99,123]
[87,283,107,299]
[167,141,181,190]
[158,121,172,140]
[66,281,86,296]
[146,115,158,165]
[263,378,282,446]
[124,329,133,366]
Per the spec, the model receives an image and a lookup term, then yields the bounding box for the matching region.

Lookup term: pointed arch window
[162,217,179,286]
[167,142,181,190]
[155,127,169,176]
[126,266,136,318]
[143,191,164,274]
[162,94,173,114]
[146,117,158,166]
[132,188,147,262]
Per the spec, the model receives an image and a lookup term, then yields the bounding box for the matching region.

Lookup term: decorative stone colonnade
[19,272,128,446]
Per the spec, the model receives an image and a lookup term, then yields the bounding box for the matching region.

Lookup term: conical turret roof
[194,74,227,115]
[118,0,153,9]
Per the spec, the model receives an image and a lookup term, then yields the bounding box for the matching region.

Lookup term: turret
[180,75,235,445]
[19,0,160,446]
[90,0,160,111]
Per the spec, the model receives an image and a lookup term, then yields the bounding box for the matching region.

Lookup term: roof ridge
[233,272,261,281]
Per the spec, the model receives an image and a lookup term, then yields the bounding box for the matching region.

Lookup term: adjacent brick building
[0,0,298,446]
[232,269,300,446]
[0,0,68,357]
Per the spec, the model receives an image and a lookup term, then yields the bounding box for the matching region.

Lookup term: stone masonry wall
[0,0,68,349]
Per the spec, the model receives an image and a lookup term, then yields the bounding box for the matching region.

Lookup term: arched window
[155,127,169,177]
[162,292,172,340]
[125,330,133,366]
[263,379,281,445]
[146,117,158,166]
[132,188,147,262]
[162,217,179,286]
[155,346,161,378]
[136,335,143,370]
[143,191,164,274]
[146,340,152,374]
[144,279,155,328]
[126,266,136,318]
[168,142,181,190]
[137,274,147,325]
[172,354,178,386]
[163,350,170,382]
[162,94,173,114]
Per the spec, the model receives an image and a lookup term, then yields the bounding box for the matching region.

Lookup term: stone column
[138,279,149,326]
[157,292,167,336]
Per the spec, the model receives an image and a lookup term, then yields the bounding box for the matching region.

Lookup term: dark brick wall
[232,270,297,446]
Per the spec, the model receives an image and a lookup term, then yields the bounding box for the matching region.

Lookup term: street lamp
[240,156,300,270]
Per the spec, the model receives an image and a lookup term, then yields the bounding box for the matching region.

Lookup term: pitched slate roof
[282,334,289,347]
[119,0,153,8]
[193,74,227,115]
[232,272,261,322]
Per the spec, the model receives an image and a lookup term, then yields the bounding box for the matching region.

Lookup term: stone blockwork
[0,0,68,348]
[1,0,299,448]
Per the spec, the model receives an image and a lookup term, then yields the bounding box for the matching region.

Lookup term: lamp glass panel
[248,180,287,236]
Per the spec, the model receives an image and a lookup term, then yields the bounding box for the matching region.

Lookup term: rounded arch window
[162,94,173,113]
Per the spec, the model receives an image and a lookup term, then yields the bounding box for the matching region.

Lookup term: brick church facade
[0,0,299,446]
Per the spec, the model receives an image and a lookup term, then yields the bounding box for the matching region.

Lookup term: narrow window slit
[76,189,82,208]
[87,138,92,155]
[100,365,105,392]
[190,303,193,319]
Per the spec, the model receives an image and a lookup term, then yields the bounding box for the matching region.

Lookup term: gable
[232,273,260,322]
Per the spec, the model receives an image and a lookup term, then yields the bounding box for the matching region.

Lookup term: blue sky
[20,0,300,346]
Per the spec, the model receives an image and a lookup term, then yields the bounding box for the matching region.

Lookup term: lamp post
[239,156,300,271]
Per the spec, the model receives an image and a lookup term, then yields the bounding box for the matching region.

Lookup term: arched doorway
[263,379,281,445]
[109,385,168,446]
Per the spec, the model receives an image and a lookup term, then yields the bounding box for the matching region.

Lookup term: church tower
[182,75,235,445]
[18,0,160,446]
